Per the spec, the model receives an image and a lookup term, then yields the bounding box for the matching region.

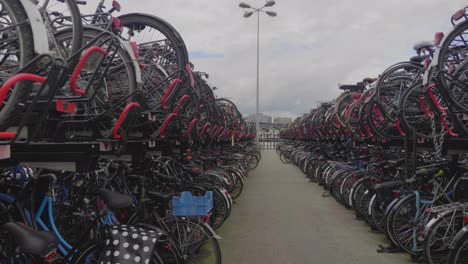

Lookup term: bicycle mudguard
[19,0,50,54]
[383,195,403,218]
[120,40,142,83]
[423,215,439,236]
[449,226,468,249]
[203,222,222,240]
[368,194,377,216]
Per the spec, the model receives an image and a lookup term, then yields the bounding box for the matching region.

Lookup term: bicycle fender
[423,216,439,236]
[449,226,468,249]
[120,40,142,83]
[203,222,222,240]
[20,0,50,54]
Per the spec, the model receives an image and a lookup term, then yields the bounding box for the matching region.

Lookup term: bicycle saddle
[410,55,427,63]
[363,77,377,83]
[148,192,175,202]
[98,188,134,210]
[2,222,58,256]
[415,167,440,178]
[413,41,433,51]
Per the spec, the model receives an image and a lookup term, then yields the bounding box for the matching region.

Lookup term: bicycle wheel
[351,178,371,219]
[423,211,465,264]
[280,152,291,164]
[248,154,260,170]
[53,27,137,140]
[447,229,468,264]
[369,193,387,232]
[229,172,244,200]
[399,81,443,138]
[71,240,173,264]
[165,218,222,264]
[436,19,468,112]
[0,0,34,129]
[36,0,83,69]
[389,194,435,255]
[118,13,189,88]
[209,188,229,230]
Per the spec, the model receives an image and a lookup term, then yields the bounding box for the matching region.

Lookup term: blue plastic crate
[172,191,213,217]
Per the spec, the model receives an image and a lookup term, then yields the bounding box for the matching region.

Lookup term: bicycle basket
[172,191,213,217]
[99,225,159,263]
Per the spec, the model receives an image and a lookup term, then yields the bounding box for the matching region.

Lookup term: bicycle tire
[447,228,468,264]
[0,0,34,129]
[165,218,222,264]
[423,211,465,264]
[436,19,468,112]
[38,0,83,71]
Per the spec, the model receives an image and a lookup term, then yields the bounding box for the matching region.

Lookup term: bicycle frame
[35,192,119,257]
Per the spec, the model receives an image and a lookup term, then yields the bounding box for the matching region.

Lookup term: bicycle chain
[431,114,446,159]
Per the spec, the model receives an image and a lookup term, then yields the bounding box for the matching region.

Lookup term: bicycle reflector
[204,214,211,223]
[418,231,425,242]
[112,17,122,30]
[453,9,465,21]
[393,190,401,199]
[44,249,58,263]
[129,41,139,59]
[423,58,431,70]
[464,213,468,223]
[112,0,122,12]
[434,32,444,45]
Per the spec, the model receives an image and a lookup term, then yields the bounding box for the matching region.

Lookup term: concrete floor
[216,150,412,264]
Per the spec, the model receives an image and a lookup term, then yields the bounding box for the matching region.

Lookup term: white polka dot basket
[99,225,160,263]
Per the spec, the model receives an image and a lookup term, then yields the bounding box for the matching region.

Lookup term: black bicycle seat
[415,167,440,178]
[148,192,175,202]
[2,222,58,256]
[363,77,377,83]
[388,158,405,167]
[413,41,433,51]
[98,188,134,210]
[410,55,427,63]
[127,174,146,183]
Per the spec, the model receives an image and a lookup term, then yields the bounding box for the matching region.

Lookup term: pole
[256,11,260,149]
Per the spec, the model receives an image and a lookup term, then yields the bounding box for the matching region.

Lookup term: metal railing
[259,132,280,149]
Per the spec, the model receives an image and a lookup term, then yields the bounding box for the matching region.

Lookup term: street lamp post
[239,1,277,149]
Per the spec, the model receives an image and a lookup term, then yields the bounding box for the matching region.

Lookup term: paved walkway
[216,150,411,264]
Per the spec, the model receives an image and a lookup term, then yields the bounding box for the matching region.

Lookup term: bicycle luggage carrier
[428,202,468,215]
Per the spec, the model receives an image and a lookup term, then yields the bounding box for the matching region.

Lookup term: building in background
[244,113,292,131]
[244,113,273,124]
[274,117,292,125]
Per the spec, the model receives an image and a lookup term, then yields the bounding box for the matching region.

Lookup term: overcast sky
[86,0,465,118]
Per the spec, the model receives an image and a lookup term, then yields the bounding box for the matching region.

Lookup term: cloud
[91,0,466,117]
